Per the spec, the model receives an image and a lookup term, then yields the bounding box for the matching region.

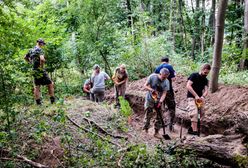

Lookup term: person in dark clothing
[186,63,211,135]
[154,57,176,131]
[24,38,55,105]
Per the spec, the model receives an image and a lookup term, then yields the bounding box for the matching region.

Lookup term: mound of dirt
[106,74,248,135]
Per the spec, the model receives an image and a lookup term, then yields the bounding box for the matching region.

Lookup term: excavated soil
[106,74,248,136]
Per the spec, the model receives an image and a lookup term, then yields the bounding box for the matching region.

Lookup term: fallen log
[174,134,247,167]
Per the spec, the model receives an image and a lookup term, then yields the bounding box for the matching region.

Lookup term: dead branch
[0,149,48,168]
[82,117,128,140]
[16,155,49,168]
[66,115,122,148]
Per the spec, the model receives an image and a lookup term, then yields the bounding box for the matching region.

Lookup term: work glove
[157,102,162,109]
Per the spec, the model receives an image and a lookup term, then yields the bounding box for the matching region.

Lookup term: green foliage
[234,155,248,168]
[119,96,132,117]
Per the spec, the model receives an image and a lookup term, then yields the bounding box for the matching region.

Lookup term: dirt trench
[105,75,248,167]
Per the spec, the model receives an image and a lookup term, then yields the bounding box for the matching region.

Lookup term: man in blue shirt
[154,57,176,132]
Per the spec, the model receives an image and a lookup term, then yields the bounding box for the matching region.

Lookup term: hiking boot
[169,125,174,132]
[36,99,42,105]
[188,127,199,135]
[50,96,55,104]
[154,132,163,139]
[143,129,148,133]
[114,103,120,109]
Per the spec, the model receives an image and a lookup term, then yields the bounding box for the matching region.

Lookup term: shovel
[155,102,171,140]
[195,99,203,137]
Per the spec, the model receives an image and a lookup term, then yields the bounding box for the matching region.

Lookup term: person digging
[186,63,211,135]
[112,64,128,108]
[143,68,171,139]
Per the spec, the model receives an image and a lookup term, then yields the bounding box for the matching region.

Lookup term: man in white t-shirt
[90,64,110,102]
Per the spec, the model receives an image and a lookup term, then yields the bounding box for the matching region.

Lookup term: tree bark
[191,0,200,60]
[178,0,187,48]
[174,134,246,167]
[210,0,216,45]
[239,0,248,70]
[210,0,228,93]
[201,0,206,58]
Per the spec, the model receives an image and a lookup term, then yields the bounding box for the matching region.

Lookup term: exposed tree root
[82,117,128,140]
[66,115,122,148]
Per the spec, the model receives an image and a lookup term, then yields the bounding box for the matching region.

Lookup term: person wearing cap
[112,64,128,107]
[24,38,55,105]
[90,64,110,102]
[186,63,211,135]
[154,57,176,132]
[143,68,170,139]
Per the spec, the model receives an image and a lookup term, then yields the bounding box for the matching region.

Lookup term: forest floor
[62,74,248,166]
[1,75,248,167]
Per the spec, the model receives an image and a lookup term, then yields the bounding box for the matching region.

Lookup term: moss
[234,154,248,168]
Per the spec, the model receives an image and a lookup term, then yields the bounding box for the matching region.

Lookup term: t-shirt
[146,73,170,101]
[84,79,91,90]
[154,63,176,91]
[112,68,128,83]
[91,72,110,89]
[187,72,208,98]
[25,46,44,70]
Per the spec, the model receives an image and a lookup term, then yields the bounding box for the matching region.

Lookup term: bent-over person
[186,63,211,135]
[143,68,170,139]
[112,64,128,107]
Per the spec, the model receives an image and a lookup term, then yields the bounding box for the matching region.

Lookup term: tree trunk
[178,0,187,48]
[174,134,246,167]
[210,0,229,93]
[201,0,206,59]
[191,0,200,60]
[169,0,176,51]
[239,0,248,70]
[126,0,132,28]
[210,0,216,45]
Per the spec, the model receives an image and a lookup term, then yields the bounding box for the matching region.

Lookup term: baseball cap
[37,38,46,45]
[93,64,100,70]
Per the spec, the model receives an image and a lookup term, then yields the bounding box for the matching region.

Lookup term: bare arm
[171,77,176,82]
[159,91,167,103]
[40,55,45,68]
[83,86,90,93]
[202,85,209,98]
[186,80,200,99]
[144,81,154,92]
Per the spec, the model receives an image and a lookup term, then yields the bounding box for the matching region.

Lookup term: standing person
[154,57,176,131]
[143,68,170,139]
[82,78,93,100]
[112,64,128,107]
[24,38,55,105]
[90,64,110,102]
[186,63,211,135]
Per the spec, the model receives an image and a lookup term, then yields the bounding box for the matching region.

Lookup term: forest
[0,0,248,167]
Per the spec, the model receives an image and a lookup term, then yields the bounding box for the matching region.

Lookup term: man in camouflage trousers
[154,57,176,132]
[143,68,170,139]
[24,38,55,105]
